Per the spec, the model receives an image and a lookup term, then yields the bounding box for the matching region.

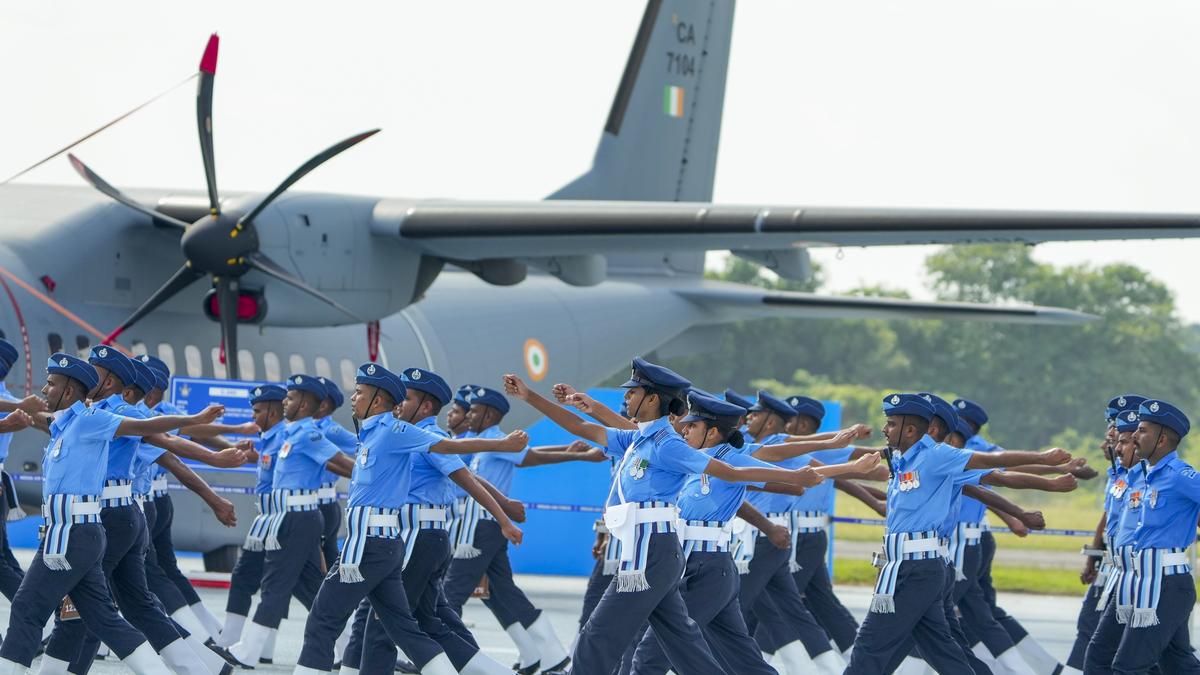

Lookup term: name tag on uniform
[262,454,272,469]
[1110,479,1128,498]
[1148,489,1159,508]
[359,446,370,466]
[50,438,63,459]
[279,442,291,459]
[898,470,920,492]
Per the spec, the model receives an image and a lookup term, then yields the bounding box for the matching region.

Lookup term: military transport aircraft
[1,0,1197,561]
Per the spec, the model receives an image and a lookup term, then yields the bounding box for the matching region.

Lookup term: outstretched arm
[324,452,354,478]
[430,431,530,455]
[552,385,635,430]
[784,423,872,444]
[966,448,1071,471]
[449,470,523,545]
[736,502,790,550]
[503,374,608,445]
[179,421,259,437]
[144,433,252,468]
[962,484,1045,530]
[751,427,862,462]
[981,471,1077,493]
[519,441,609,467]
[154,453,236,526]
[117,404,224,438]
[834,479,887,517]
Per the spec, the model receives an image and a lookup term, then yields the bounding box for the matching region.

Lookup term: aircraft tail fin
[549,0,735,275]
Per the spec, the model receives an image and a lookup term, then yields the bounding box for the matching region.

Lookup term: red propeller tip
[199,33,219,75]
[102,327,124,345]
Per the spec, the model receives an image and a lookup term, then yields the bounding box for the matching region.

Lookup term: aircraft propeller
[67,33,376,379]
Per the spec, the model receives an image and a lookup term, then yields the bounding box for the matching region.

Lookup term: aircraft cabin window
[340,359,355,391]
[75,335,90,359]
[263,352,281,383]
[211,348,227,379]
[131,340,148,357]
[289,354,306,377]
[157,344,176,374]
[237,350,255,380]
[314,356,332,381]
[184,345,202,378]
[47,333,62,355]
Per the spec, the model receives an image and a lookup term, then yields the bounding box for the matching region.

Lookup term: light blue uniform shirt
[93,394,147,481]
[130,402,166,495]
[1113,462,1147,549]
[790,447,855,513]
[254,423,286,495]
[742,432,795,514]
[43,400,123,498]
[885,435,973,534]
[1132,452,1200,551]
[469,426,528,495]
[149,400,184,482]
[957,434,1002,524]
[0,382,18,463]
[406,416,466,506]
[1102,465,1127,545]
[601,417,711,507]
[316,415,357,485]
[348,412,443,510]
[448,430,475,500]
[677,443,770,522]
[937,469,992,538]
[272,418,340,491]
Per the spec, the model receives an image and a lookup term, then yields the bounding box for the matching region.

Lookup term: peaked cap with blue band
[749,390,797,419]
[250,384,287,404]
[1106,394,1147,422]
[682,392,746,427]
[1138,399,1190,439]
[355,363,407,404]
[882,393,936,422]
[952,398,988,428]
[287,374,328,400]
[319,377,344,409]
[0,339,18,374]
[48,353,99,391]
[1114,409,1140,433]
[620,357,691,399]
[469,386,510,415]
[128,357,157,395]
[402,368,452,406]
[785,395,825,422]
[88,345,136,388]
[918,392,957,430]
[724,389,754,411]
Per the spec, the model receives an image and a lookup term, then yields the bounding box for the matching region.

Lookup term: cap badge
[366,365,376,375]
[1127,412,1137,421]
[477,388,486,397]
[1150,402,1160,413]
[97,348,108,358]
[293,376,303,385]
[957,401,966,408]
[411,370,421,380]
[254,388,262,397]
[889,395,900,405]
[58,357,68,367]
[1118,396,1127,406]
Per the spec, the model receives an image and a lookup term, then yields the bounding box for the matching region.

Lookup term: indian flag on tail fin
[663,85,684,118]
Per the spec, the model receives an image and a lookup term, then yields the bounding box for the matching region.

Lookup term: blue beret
[681,392,745,427]
[620,357,691,398]
[882,393,935,422]
[287,374,329,400]
[1114,409,1140,433]
[319,377,344,409]
[88,345,136,388]
[136,355,170,391]
[1138,399,1190,439]
[785,395,826,422]
[355,363,407,404]
[1106,394,1147,422]
[749,390,797,419]
[724,389,754,411]
[47,353,99,391]
[453,384,478,410]
[952,415,974,441]
[250,384,287,404]
[469,386,510,415]
[402,368,452,406]
[128,358,157,394]
[952,399,988,428]
[918,393,957,430]
[0,339,17,373]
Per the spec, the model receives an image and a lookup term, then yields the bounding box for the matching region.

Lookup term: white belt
[961,526,983,541]
[901,537,942,554]
[151,477,169,492]
[766,515,790,529]
[1160,552,1190,567]
[603,502,678,564]
[938,543,950,558]
[100,484,133,500]
[317,486,337,500]
[793,515,830,529]
[416,507,446,523]
[42,500,102,518]
[286,493,319,508]
[680,524,731,545]
[367,514,401,528]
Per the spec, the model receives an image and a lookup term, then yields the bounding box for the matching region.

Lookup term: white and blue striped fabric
[42,493,100,571]
[870,530,941,614]
[339,505,401,583]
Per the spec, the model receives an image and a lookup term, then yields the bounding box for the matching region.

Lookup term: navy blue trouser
[360,529,481,672]
[443,520,540,629]
[151,494,202,608]
[1083,574,1197,674]
[956,542,1018,657]
[0,523,147,666]
[45,505,186,667]
[631,551,776,675]
[297,536,445,672]
[319,500,343,569]
[571,532,726,675]
[1068,580,1106,670]
[978,531,1031,645]
[579,557,613,631]
[0,475,26,601]
[226,546,322,618]
[845,558,973,674]
[792,530,858,653]
[141,499,189,615]
[253,510,326,628]
[740,536,831,657]
[884,561,993,674]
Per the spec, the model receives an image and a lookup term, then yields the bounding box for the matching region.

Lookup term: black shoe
[220,664,235,675]
[205,640,240,668]
[514,660,541,675]
[259,658,273,665]
[333,662,342,670]
[395,658,419,674]
[541,657,571,675]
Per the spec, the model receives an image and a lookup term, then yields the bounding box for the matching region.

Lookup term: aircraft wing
[675,281,1095,326]
[372,199,1200,259]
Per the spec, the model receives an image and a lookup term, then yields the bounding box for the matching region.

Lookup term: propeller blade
[67,154,191,229]
[239,129,380,226]
[197,33,220,215]
[245,252,366,324]
[215,276,239,380]
[102,264,205,345]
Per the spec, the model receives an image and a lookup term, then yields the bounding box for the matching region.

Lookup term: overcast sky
[4,2,1200,320]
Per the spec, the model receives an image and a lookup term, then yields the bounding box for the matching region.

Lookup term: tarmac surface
[0,548,1167,673]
